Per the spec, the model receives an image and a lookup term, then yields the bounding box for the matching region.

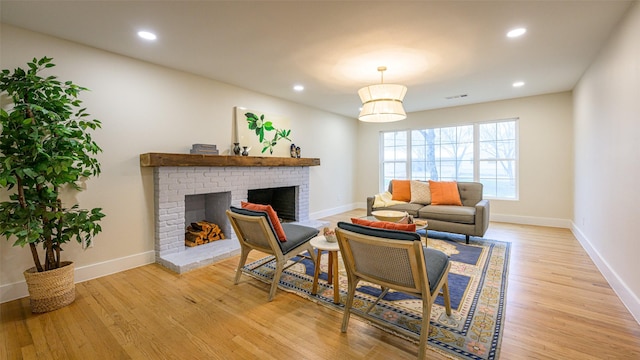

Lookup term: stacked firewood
[185,221,225,247]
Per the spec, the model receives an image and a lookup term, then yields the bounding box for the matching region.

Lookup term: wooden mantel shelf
[140,153,320,167]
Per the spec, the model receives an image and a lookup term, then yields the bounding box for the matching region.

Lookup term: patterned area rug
[242,231,510,360]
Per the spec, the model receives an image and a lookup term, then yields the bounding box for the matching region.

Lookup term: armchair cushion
[337,221,421,241]
[280,223,319,254]
[424,248,450,293]
[241,201,287,242]
[229,206,278,234]
[351,217,417,232]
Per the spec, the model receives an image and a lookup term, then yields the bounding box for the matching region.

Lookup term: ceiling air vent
[445,94,468,100]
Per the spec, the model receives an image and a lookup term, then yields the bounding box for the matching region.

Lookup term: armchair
[335,222,452,360]
[226,206,318,301]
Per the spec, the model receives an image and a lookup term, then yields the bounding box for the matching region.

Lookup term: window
[380,119,518,200]
[381,131,408,184]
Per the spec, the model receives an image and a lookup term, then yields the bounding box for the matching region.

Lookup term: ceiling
[0,1,634,118]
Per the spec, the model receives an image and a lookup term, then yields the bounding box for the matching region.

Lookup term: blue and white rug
[243,231,510,360]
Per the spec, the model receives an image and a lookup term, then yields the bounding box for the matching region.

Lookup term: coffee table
[309,235,341,304]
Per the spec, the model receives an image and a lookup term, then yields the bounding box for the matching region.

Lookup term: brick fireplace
[141,153,321,273]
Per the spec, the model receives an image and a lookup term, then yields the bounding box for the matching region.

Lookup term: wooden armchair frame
[336,222,452,360]
[226,209,317,301]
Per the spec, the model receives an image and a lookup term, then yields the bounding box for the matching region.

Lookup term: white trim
[0,250,155,304]
[310,203,359,220]
[571,223,640,325]
[490,213,571,228]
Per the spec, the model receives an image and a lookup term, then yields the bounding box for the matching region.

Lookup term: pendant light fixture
[358,66,407,122]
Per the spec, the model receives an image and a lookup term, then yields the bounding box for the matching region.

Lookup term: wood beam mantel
[140,153,320,167]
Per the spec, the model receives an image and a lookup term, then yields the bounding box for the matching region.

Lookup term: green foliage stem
[0,56,106,272]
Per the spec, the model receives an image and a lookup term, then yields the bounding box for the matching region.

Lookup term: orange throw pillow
[351,218,417,232]
[241,201,287,242]
[428,180,462,206]
[391,180,411,202]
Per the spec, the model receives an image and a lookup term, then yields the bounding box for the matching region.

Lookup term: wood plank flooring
[2,209,640,359]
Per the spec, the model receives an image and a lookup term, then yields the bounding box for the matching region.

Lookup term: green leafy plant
[245,112,292,154]
[0,56,105,272]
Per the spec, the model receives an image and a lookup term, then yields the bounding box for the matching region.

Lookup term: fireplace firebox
[248,186,297,221]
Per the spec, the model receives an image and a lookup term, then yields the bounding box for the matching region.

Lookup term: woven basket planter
[23,261,76,313]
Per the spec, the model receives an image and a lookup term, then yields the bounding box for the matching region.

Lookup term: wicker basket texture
[23,261,76,313]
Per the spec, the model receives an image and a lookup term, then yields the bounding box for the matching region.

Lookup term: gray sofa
[366,181,490,244]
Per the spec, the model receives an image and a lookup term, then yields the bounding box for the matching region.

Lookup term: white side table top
[309,235,340,251]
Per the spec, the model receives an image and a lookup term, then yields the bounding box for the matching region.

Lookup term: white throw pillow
[410,180,431,205]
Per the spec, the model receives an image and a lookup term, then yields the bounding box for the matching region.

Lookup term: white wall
[0,24,358,302]
[356,92,574,227]
[573,1,640,322]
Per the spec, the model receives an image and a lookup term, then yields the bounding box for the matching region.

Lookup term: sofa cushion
[419,205,476,224]
[429,180,463,206]
[391,180,411,201]
[458,182,484,207]
[372,202,424,217]
[410,180,431,205]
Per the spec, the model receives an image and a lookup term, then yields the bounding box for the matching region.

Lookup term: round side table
[309,235,341,304]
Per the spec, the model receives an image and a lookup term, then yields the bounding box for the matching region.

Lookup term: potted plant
[0,56,105,313]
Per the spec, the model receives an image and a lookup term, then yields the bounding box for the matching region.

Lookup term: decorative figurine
[290,143,297,158]
[296,146,301,158]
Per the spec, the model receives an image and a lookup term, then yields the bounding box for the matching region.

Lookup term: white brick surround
[153,166,311,273]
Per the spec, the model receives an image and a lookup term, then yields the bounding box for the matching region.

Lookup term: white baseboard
[571,224,640,325]
[0,250,155,304]
[491,213,572,228]
[310,203,359,220]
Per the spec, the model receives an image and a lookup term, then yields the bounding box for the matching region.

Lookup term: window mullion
[407,130,411,180]
[473,123,480,182]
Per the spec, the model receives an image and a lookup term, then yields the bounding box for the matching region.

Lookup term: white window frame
[379,118,519,200]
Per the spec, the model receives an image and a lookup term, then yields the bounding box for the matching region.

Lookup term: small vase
[233,143,241,156]
[242,146,249,156]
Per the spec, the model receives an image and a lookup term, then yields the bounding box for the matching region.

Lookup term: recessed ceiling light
[507,28,527,38]
[513,81,525,87]
[293,85,304,92]
[137,31,157,41]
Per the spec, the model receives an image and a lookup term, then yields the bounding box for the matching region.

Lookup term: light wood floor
[2,209,640,359]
